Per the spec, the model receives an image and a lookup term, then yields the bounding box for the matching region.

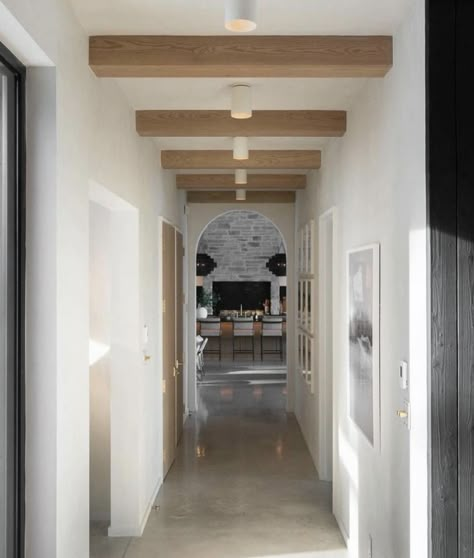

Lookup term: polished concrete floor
[91,366,347,558]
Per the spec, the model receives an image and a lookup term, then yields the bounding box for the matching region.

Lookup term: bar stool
[199,317,222,360]
[261,317,284,360]
[232,317,255,360]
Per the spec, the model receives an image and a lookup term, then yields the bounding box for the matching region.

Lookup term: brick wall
[197,211,285,313]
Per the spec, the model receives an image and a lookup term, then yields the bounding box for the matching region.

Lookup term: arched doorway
[194,210,288,411]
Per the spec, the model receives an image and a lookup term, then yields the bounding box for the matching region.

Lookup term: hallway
[91,376,346,558]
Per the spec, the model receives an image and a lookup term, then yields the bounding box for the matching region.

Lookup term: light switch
[399,360,408,390]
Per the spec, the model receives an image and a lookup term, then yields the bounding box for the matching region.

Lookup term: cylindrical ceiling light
[231,84,252,119]
[236,189,247,201]
[225,0,257,33]
[235,169,248,185]
[233,136,249,160]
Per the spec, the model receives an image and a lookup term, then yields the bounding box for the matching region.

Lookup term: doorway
[195,210,288,406]
[89,185,140,541]
[0,43,25,558]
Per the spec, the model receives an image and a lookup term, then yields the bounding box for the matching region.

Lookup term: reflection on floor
[91,363,347,558]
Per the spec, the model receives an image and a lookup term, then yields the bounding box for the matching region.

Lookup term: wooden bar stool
[232,317,255,360]
[199,317,222,360]
[261,317,284,360]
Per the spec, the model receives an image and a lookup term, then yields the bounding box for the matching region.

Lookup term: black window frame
[0,41,26,558]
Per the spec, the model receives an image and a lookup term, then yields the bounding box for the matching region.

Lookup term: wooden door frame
[427,0,474,556]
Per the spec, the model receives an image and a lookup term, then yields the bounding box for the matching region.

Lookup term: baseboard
[108,476,162,538]
[334,510,349,546]
[138,476,162,535]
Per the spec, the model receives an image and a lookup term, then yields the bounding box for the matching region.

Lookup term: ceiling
[71,0,411,36]
[70,0,412,173]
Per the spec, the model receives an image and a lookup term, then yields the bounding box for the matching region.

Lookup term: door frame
[0,41,26,558]
[318,207,337,482]
[158,217,185,475]
[427,0,474,556]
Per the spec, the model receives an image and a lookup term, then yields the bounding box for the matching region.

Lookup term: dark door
[0,43,25,558]
[427,1,474,556]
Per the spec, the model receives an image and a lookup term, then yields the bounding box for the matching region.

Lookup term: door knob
[175,360,183,368]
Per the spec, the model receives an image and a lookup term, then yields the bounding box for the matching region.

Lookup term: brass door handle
[396,410,408,419]
[144,354,152,362]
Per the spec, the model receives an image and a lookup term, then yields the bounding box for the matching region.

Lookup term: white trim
[318,207,337,481]
[108,476,162,538]
[335,512,350,547]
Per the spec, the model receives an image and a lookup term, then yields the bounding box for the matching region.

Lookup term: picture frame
[347,243,380,451]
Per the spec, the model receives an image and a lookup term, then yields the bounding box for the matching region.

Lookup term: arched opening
[194,210,288,411]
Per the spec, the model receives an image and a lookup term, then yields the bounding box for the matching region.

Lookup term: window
[0,42,25,557]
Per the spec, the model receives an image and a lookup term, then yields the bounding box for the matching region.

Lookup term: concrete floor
[91,366,347,558]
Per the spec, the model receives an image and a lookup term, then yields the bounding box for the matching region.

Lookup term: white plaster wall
[0,0,183,555]
[294,2,427,557]
[186,204,295,413]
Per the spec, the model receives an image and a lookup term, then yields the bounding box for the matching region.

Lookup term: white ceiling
[70,0,412,160]
[71,0,411,36]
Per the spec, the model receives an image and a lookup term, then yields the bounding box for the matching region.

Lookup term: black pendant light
[196,253,217,276]
[266,253,286,276]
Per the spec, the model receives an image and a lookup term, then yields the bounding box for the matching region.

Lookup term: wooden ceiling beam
[176,173,306,190]
[187,191,296,204]
[137,110,346,137]
[89,35,393,78]
[162,150,321,170]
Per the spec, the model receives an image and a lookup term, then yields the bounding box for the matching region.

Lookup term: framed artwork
[347,244,380,450]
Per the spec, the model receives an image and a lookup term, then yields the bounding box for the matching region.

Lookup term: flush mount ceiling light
[225,0,257,33]
[236,189,247,201]
[233,136,249,160]
[235,169,248,185]
[231,84,252,119]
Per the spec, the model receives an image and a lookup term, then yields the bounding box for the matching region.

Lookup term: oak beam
[89,35,393,78]
[162,150,321,170]
[176,174,306,190]
[187,191,296,203]
[137,110,346,137]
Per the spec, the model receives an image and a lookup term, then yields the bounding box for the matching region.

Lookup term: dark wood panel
[89,35,393,78]
[426,1,459,557]
[456,0,474,555]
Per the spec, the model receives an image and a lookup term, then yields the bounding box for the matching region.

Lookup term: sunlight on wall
[89,339,110,366]
[338,428,359,490]
[409,228,428,558]
[338,428,359,556]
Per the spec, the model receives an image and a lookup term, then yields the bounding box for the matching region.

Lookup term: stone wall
[197,211,285,313]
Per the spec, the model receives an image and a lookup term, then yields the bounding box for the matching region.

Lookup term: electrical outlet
[368,534,373,558]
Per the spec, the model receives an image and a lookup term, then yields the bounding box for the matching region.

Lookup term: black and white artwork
[348,244,380,448]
